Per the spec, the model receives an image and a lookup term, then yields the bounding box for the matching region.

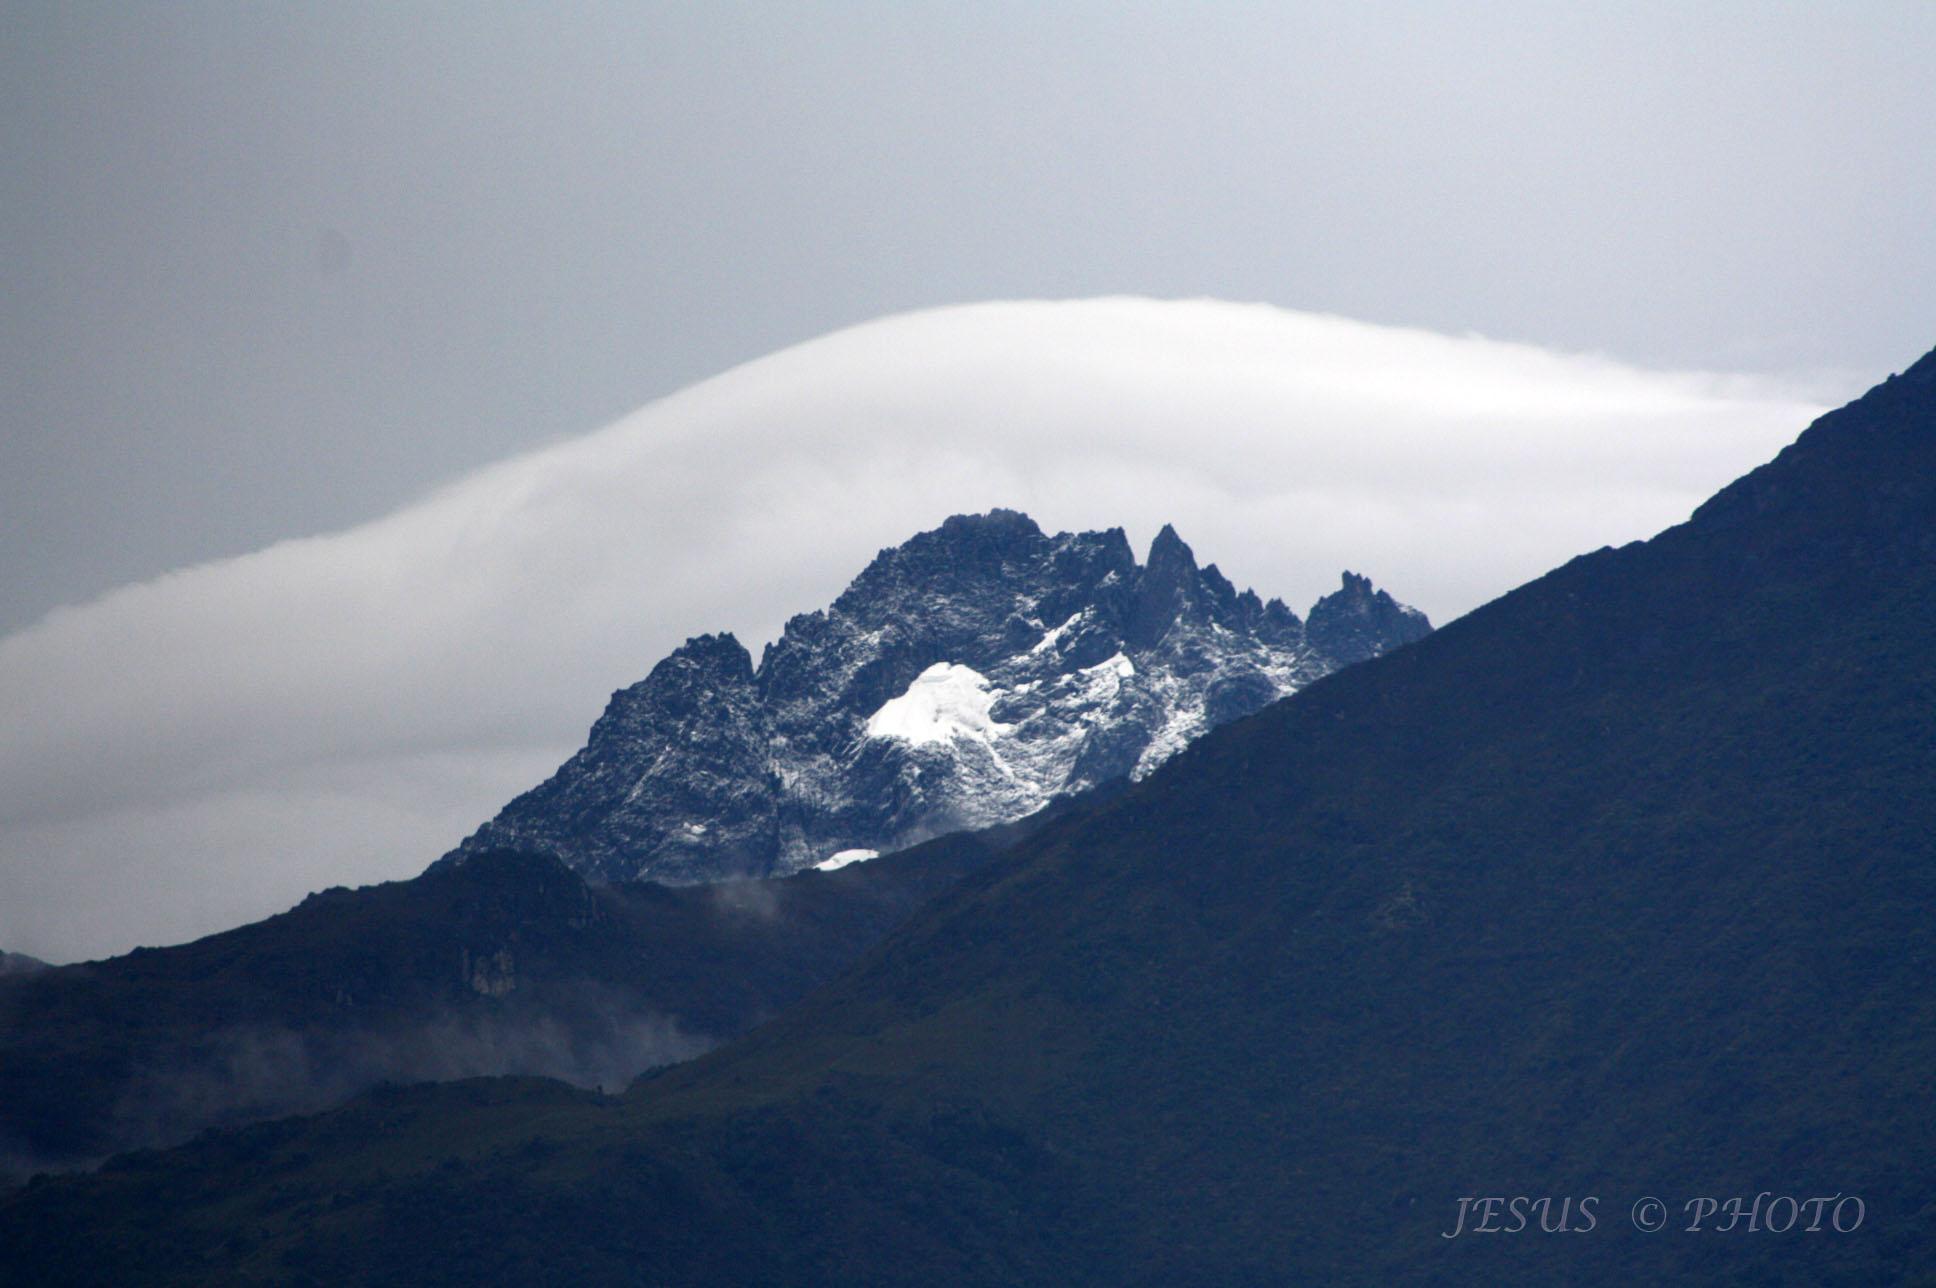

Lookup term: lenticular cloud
[0,298,1828,961]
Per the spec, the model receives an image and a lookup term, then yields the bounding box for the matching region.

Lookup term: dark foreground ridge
[0,821,1037,1183]
[6,349,1936,1284]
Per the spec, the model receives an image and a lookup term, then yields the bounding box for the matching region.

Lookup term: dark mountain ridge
[6,350,1936,1284]
[0,823,1027,1184]
[0,953,45,979]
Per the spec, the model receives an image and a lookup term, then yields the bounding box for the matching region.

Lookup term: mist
[0,985,711,1187]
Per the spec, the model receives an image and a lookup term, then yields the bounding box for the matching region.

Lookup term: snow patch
[1031,611,1085,654]
[865,663,1012,747]
[815,848,879,871]
[1077,652,1137,685]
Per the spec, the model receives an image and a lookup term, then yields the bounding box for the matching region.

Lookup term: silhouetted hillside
[0,828,1013,1182]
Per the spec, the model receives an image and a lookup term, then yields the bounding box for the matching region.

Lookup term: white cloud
[0,298,1834,962]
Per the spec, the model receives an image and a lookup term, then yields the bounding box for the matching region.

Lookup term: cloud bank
[0,298,1830,962]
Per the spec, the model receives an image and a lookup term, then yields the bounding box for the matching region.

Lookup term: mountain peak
[937,508,1043,539]
[654,632,754,685]
[446,513,1429,882]
[834,510,1054,619]
[1306,571,1431,666]
[1126,522,1206,648]
[1146,522,1195,570]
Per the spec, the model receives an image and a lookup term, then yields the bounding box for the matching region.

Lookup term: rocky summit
[445,510,1428,883]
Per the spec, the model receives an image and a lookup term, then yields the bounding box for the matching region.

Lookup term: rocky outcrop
[1306,571,1435,665]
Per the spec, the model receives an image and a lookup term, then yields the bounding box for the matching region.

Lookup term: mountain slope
[446,510,1427,882]
[0,953,44,979]
[0,824,1024,1183]
[6,351,1936,1285]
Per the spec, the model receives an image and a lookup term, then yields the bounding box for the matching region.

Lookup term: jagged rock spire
[1306,571,1432,666]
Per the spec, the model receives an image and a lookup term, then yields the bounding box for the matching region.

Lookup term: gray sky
[5,1,1933,632]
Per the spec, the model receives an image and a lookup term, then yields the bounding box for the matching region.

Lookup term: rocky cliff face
[446,510,1429,882]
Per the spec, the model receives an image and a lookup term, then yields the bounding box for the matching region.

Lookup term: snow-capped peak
[446,510,1430,884]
